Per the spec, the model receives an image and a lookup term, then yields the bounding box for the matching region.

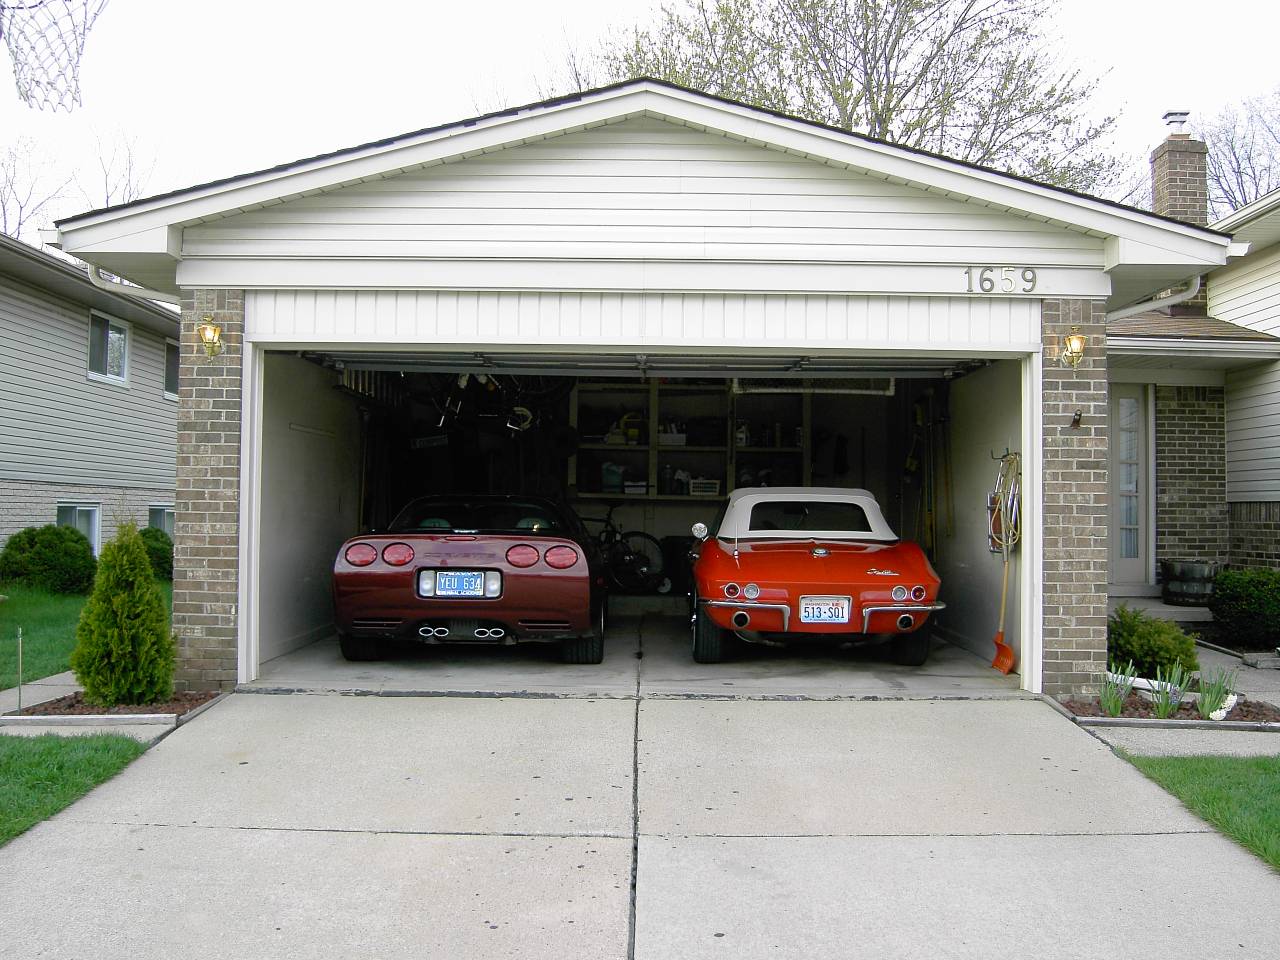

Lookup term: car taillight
[544,545,579,569]
[723,583,741,598]
[891,585,908,601]
[344,543,377,567]
[506,544,539,568]
[911,585,927,601]
[382,543,414,566]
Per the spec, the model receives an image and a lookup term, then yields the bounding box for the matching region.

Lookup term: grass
[0,733,147,846]
[0,581,173,691]
[1128,754,1280,871]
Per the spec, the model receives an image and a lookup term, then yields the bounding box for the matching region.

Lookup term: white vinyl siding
[1210,244,1280,501]
[246,289,1041,352]
[185,117,1103,269]
[0,275,178,489]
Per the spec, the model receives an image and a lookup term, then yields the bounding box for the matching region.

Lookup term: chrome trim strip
[703,599,790,631]
[860,602,946,632]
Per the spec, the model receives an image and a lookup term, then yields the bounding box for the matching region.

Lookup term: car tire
[891,631,930,666]
[562,632,605,664]
[338,631,384,662]
[692,600,728,663]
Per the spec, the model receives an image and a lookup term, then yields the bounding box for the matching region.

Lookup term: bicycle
[582,503,671,594]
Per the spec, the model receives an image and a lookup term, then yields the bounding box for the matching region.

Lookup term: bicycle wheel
[614,530,666,592]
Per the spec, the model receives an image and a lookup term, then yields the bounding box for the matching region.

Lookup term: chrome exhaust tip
[897,614,914,631]
[419,625,450,639]
[489,626,505,639]
[474,627,491,638]
[732,611,751,629]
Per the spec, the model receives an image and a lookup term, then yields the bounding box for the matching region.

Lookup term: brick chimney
[1151,110,1209,313]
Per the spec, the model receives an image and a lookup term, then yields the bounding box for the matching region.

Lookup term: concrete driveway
[3,690,1279,958]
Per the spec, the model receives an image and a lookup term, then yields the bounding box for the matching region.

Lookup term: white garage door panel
[245,290,1040,353]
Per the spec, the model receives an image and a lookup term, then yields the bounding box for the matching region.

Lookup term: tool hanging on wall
[988,450,1022,674]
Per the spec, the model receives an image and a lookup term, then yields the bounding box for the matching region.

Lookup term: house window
[88,312,129,384]
[57,503,101,555]
[149,505,176,538]
[165,340,179,398]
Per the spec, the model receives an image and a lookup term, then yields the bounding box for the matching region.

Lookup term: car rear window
[747,500,872,533]
[389,500,564,534]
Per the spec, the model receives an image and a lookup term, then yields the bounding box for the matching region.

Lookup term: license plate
[435,571,484,597]
[800,596,851,623]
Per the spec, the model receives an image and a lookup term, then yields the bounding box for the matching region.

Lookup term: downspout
[86,264,182,306]
[1105,276,1200,323]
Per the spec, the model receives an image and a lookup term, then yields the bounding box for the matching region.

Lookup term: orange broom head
[991,633,1015,674]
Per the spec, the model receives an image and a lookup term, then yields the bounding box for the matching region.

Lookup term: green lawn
[0,733,147,846]
[1128,754,1280,871]
[0,582,173,691]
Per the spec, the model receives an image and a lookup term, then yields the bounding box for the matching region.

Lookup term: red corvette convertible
[332,496,607,664]
[689,487,944,665]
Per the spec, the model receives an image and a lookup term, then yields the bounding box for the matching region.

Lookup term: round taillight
[743,583,760,600]
[891,585,908,601]
[911,585,927,601]
[723,583,741,598]
[506,544,539,568]
[344,543,377,567]
[544,545,579,569]
[382,543,414,566]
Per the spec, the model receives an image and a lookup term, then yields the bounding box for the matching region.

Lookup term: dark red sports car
[333,496,607,663]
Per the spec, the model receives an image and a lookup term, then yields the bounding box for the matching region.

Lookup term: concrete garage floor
[249,613,1022,699]
[4,694,1280,958]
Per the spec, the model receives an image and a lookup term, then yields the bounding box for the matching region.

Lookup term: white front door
[1108,383,1149,585]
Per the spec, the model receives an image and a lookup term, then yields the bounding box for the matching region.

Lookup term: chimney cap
[1163,110,1191,135]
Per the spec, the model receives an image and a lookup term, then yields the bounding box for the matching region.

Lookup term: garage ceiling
[301,349,986,380]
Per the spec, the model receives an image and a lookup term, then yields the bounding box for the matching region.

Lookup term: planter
[1159,559,1220,607]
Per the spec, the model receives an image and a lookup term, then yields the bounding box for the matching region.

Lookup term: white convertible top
[715,487,899,542]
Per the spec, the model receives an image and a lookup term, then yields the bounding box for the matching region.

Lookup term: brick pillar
[1154,385,1228,565]
[173,289,244,692]
[1041,299,1109,697]
[1150,127,1209,314]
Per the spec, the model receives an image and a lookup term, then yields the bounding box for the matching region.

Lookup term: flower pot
[1159,559,1220,607]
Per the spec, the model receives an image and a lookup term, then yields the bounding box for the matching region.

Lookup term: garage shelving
[568,379,811,501]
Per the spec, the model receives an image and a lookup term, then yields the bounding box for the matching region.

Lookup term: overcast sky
[1,0,1275,228]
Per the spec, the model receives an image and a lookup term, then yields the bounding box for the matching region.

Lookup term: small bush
[138,527,174,581]
[0,524,96,593]
[1108,604,1199,678]
[69,523,174,706]
[1209,568,1280,650]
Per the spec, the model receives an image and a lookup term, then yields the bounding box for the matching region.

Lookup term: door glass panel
[1121,528,1138,559]
[1122,496,1138,526]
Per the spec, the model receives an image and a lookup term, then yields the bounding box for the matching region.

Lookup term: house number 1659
[964,266,1037,293]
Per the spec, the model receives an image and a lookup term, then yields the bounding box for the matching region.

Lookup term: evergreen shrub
[0,524,96,593]
[1107,604,1199,678]
[1208,568,1280,650]
[138,527,174,581]
[69,523,174,706]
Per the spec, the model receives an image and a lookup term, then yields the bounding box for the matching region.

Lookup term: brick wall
[173,289,244,692]
[1154,386,1228,565]
[1229,502,1280,570]
[1041,299,1109,697]
[0,480,174,548]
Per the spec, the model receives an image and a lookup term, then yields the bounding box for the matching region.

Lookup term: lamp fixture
[1060,326,1087,369]
[196,316,223,357]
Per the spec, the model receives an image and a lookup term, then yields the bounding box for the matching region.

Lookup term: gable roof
[1212,186,1280,257]
[49,78,1238,307]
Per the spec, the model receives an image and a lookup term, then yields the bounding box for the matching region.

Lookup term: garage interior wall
[259,352,362,660]
[934,360,1022,664]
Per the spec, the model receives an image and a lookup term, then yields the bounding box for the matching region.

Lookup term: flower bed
[1063,694,1280,723]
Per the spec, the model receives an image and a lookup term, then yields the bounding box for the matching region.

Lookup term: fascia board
[1103,236,1224,271]
[59,82,1229,266]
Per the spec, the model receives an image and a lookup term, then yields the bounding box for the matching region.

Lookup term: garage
[48,79,1238,696]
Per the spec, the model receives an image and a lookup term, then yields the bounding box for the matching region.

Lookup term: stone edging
[0,692,230,729]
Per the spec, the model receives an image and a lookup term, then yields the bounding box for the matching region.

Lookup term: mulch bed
[1063,693,1280,723]
[14,690,220,718]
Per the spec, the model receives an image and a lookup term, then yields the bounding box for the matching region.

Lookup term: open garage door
[243,345,1035,693]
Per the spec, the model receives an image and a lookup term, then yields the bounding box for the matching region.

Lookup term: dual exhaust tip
[418,625,506,639]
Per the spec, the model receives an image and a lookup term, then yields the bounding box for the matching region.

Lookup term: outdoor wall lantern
[1060,326,1088,369]
[196,316,224,358]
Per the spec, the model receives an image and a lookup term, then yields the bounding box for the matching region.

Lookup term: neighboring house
[1208,189,1280,569]
[1105,129,1280,597]
[0,232,180,554]
[47,79,1249,696]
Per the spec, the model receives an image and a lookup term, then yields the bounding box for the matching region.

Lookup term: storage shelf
[656,445,727,452]
[574,492,727,502]
[737,446,802,453]
[579,443,649,451]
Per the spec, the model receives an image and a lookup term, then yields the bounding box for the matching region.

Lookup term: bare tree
[0,137,71,243]
[1198,88,1280,218]
[77,132,154,209]
[546,0,1120,192]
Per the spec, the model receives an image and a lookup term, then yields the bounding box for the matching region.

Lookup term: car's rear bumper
[701,598,944,634]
